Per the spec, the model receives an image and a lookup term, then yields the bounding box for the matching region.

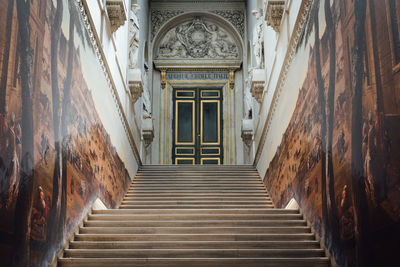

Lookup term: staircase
[58,165,330,266]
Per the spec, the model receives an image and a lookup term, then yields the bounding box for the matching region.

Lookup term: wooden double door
[172,87,223,165]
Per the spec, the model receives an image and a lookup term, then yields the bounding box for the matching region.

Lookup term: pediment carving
[156,17,239,60]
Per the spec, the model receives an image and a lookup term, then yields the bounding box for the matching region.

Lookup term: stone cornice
[253,0,312,166]
[76,0,142,165]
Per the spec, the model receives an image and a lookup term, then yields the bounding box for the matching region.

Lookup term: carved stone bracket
[229,71,235,90]
[105,0,127,33]
[141,118,154,146]
[128,69,143,103]
[241,119,254,147]
[264,0,286,32]
[161,70,166,89]
[250,68,265,103]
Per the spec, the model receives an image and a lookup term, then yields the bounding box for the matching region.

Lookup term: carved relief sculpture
[151,10,185,41]
[157,17,239,59]
[129,4,140,69]
[105,0,127,33]
[264,0,286,32]
[211,10,245,38]
[252,10,264,69]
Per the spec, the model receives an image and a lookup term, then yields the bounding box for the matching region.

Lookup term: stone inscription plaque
[166,72,229,80]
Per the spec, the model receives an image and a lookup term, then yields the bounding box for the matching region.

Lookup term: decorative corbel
[264,0,286,32]
[229,70,235,90]
[105,0,127,33]
[161,70,166,89]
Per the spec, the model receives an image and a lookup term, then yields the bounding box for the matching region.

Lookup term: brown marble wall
[264,1,400,266]
[0,1,131,266]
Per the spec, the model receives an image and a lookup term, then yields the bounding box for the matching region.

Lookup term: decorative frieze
[264,0,286,32]
[211,10,245,38]
[250,68,266,103]
[151,10,185,40]
[105,0,127,33]
[128,69,143,103]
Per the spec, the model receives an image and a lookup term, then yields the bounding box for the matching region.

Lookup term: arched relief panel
[151,12,244,67]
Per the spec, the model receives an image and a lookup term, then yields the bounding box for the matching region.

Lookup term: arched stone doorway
[149,9,247,165]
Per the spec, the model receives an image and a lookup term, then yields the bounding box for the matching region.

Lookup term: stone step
[126,189,267,193]
[122,196,272,201]
[64,248,325,258]
[88,214,303,221]
[118,205,275,209]
[84,220,307,227]
[131,181,264,185]
[74,233,316,242]
[125,192,269,197]
[58,257,330,267]
[79,226,311,235]
[91,209,298,215]
[135,173,260,176]
[120,200,274,205]
[69,240,321,249]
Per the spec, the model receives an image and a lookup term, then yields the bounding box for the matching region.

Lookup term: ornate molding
[105,0,127,32]
[76,0,142,165]
[211,10,244,38]
[151,9,185,41]
[156,17,239,60]
[264,0,286,32]
[250,68,265,103]
[254,0,312,165]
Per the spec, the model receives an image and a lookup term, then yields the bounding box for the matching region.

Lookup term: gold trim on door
[200,158,220,165]
[175,147,195,156]
[201,90,220,98]
[175,158,195,165]
[200,100,220,146]
[200,147,221,155]
[176,90,195,98]
[175,100,195,145]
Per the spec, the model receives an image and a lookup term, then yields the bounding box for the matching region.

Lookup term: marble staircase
[58,165,330,267]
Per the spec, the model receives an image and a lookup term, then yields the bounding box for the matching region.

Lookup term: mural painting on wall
[264,0,400,266]
[0,0,131,266]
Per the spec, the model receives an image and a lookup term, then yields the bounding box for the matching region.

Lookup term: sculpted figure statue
[252,10,264,69]
[129,4,140,69]
[244,69,253,119]
[142,70,152,119]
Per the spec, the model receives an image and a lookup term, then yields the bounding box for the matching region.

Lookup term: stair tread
[58,166,328,267]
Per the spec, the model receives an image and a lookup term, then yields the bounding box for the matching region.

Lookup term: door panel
[201,100,220,145]
[175,100,195,145]
[173,87,223,165]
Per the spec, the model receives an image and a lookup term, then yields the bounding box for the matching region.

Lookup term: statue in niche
[158,17,239,59]
[244,69,253,119]
[252,9,264,69]
[128,4,140,69]
[142,70,152,119]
